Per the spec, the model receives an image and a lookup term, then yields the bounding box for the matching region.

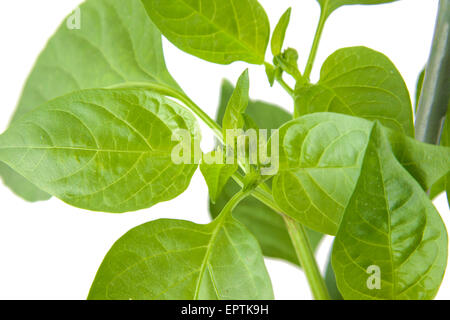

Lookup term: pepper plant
[0,0,449,300]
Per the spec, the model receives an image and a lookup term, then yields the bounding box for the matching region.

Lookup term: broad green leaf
[332,123,447,300]
[317,0,398,18]
[271,8,292,56]
[222,70,250,135]
[0,0,180,202]
[141,0,270,65]
[295,46,414,137]
[0,89,199,213]
[272,112,450,235]
[88,217,274,299]
[273,113,373,235]
[212,80,323,265]
[200,150,238,203]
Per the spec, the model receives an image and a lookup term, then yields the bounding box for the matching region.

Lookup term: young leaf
[295,46,414,137]
[272,113,450,235]
[332,123,447,300]
[141,0,270,65]
[88,217,274,299]
[212,80,323,264]
[0,89,200,213]
[317,0,398,18]
[222,70,250,135]
[271,8,292,56]
[415,68,425,112]
[1,0,180,202]
[200,150,238,203]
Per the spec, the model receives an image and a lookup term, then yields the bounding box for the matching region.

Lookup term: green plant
[0,0,449,300]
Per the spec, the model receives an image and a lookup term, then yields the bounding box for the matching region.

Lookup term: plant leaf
[295,46,414,137]
[324,244,344,300]
[272,113,450,235]
[271,8,292,56]
[0,0,180,202]
[222,70,250,135]
[415,68,425,112]
[88,217,274,300]
[141,0,270,65]
[200,150,238,203]
[332,122,447,300]
[317,0,398,18]
[0,89,199,213]
[212,80,323,265]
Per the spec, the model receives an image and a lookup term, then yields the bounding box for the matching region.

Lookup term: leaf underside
[0,0,179,201]
[142,0,270,65]
[0,89,199,213]
[295,46,414,137]
[88,217,274,300]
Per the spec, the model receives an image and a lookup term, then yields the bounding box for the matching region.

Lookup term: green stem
[276,74,295,97]
[284,217,330,300]
[110,81,329,300]
[303,7,328,81]
[218,188,251,219]
[415,0,450,144]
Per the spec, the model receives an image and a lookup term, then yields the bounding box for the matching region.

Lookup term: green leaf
[415,68,425,112]
[324,244,344,300]
[427,111,450,201]
[200,150,238,203]
[317,0,398,18]
[295,46,414,137]
[88,216,274,299]
[1,0,180,202]
[212,80,323,265]
[272,112,450,235]
[141,0,270,65]
[264,63,276,87]
[0,89,199,213]
[222,70,250,135]
[271,8,292,56]
[332,123,447,300]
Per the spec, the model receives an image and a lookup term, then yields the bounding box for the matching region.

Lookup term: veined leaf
[212,80,323,265]
[332,123,447,300]
[200,150,238,203]
[317,0,398,18]
[142,0,270,65]
[295,46,414,137]
[88,217,274,299]
[272,113,450,235]
[0,89,199,213]
[271,8,292,56]
[1,0,179,202]
[273,113,373,235]
[222,70,250,135]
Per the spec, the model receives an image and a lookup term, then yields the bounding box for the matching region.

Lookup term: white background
[0,0,449,299]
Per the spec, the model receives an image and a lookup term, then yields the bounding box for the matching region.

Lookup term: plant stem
[303,7,328,81]
[218,188,252,220]
[284,217,330,300]
[112,81,329,300]
[415,0,450,144]
[275,74,295,97]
